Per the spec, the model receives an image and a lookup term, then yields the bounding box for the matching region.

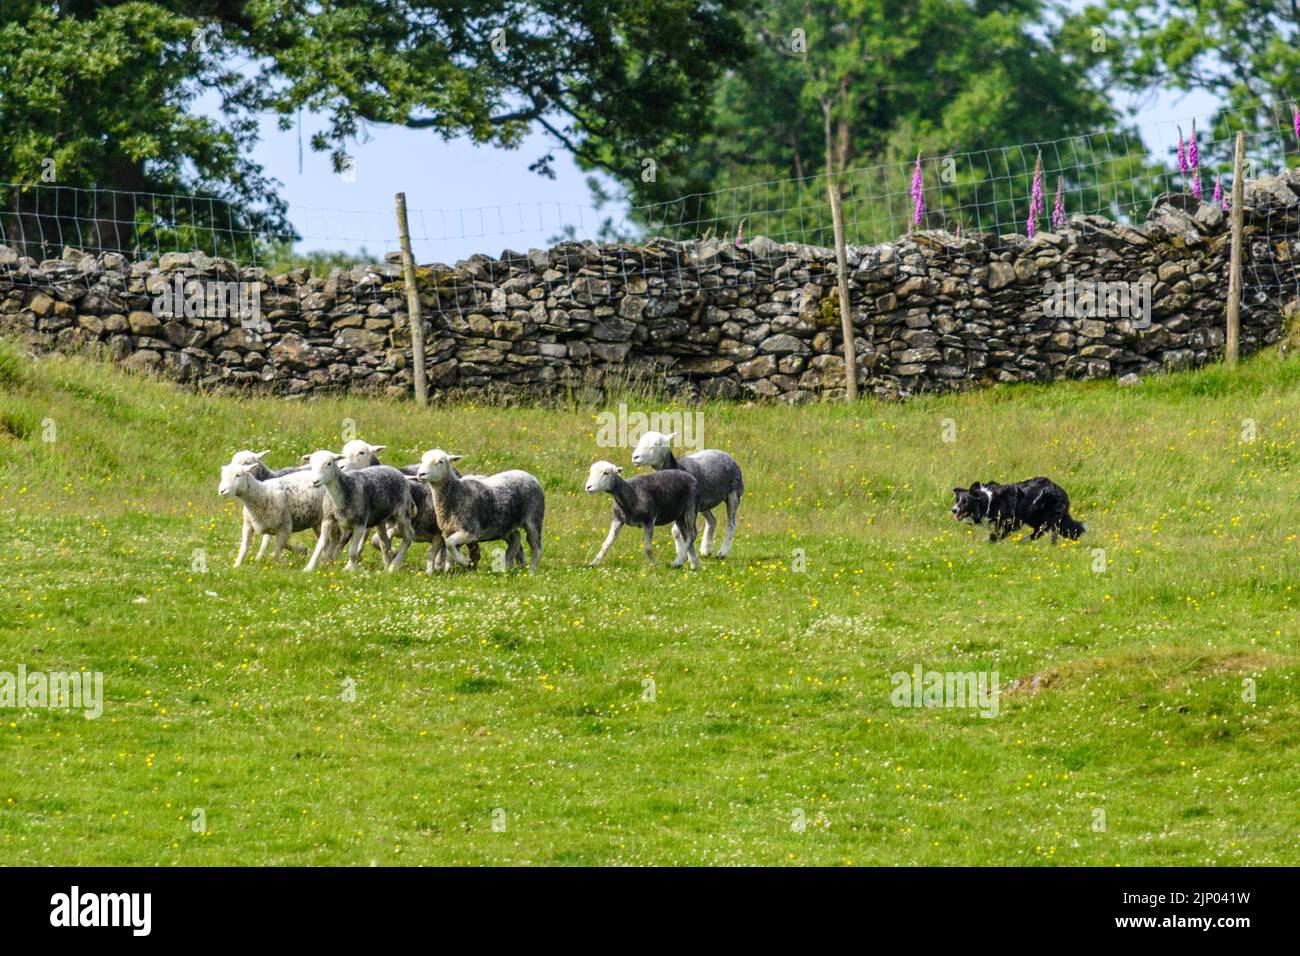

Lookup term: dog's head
[952,482,993,524]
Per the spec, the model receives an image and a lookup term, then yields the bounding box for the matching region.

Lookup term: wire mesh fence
[1,99,1297,317]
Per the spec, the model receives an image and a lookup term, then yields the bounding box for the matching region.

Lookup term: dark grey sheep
[584,460,699,569]
[303,451,415,572]
[341,439,483,571]
[631,431,743,558]
[416,449,545,573]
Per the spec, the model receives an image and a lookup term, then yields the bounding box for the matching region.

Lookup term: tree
[0,2,285,257]
[1082,0,1300,169]
[0,1,749,256]
[642,0,1143,245]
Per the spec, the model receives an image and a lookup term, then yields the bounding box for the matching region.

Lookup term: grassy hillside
[0,341,1297,865]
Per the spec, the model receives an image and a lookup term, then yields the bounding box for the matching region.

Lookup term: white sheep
[228,449,307,480]
[217,463,326,566]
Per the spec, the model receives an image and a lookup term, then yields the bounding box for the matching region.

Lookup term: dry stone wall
[3,171,1298,401]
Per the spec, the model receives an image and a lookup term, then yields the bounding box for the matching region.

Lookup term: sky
[204,31,1222,264]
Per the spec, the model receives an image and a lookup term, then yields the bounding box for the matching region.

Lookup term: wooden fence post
[826,176,859,402]
[395,192,428,405]
[1225,131,1246,368]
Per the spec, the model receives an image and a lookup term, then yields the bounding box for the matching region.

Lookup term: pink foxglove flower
[1051,178,1065,230]
[1176,127,1188,175]
[911,152,925,228]
[1213,177,1223,208]
[1027,153,1044,237]
[1293,104,1299,140]
[1189,121,1202,199]
[735,220,744,248]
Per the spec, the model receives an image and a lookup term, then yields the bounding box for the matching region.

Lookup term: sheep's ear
[300,453,312,462]
[615,465,624,474]
[448,454,462,462]
[254,449,271,460]
[332,455,346,463]
[370,444,386,453]
[664,432,677,444]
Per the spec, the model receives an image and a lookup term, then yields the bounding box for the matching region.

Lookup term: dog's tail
[1058,512,1087,539]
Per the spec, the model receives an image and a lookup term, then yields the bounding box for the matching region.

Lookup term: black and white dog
[951,477,1087,542]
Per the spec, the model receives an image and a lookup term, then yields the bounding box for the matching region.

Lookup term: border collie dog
[951,477,1087,542]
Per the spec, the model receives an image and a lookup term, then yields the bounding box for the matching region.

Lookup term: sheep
[339,439,484,571]
[217,462,327,566]
[415,449,544,573]
[302,450,415,572]
[584,460,699,569]
[229,449,308,481]
[631,431,743,558]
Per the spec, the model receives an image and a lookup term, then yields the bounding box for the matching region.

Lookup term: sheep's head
[306,449,346,488]
[585,460,623,493]
[416,449,461,485]
[631,431,676,467]
[341,439,385,469]
[230,449,271,468]
[218,462,256,497]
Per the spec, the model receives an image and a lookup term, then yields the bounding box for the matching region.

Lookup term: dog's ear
[970,481,981,491]
[953,487,966,495]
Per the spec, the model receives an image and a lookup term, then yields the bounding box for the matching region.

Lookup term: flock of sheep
[216,432,745,573]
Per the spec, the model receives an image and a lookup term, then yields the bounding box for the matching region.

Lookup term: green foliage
[1,344,1298,863]
[638,0,1156,244]
[259,243,381,277]
[1083,0,1300,169]
[0,3,291,258]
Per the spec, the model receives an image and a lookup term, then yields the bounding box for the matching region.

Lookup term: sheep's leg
[373,523,394,566]
[590,519,623,566]
[699,509,717,557]
[254,533,271,562]
[426,535,445,574]
[323,524,345,562]
[443,531,475,567]
[717,491,741,558]
[343,525,368,570]
[670,519,688,567]
[387,514,413,573]
[504,530,524,568]
[642,523,657,565]
[677,506,700,569]
[268,526,293,560]
[304,519,334,572]
[524,521,542,573]
[234,517,254,567]
[682,518,700,570]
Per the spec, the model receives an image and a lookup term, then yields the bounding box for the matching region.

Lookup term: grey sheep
[631,431,743,558]
[415,449,544,573]
[303,450,415,572]
[585,460,699,569]
[340,439,485,571]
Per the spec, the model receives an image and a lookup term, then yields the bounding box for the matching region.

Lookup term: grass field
[0,340,1297,866]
